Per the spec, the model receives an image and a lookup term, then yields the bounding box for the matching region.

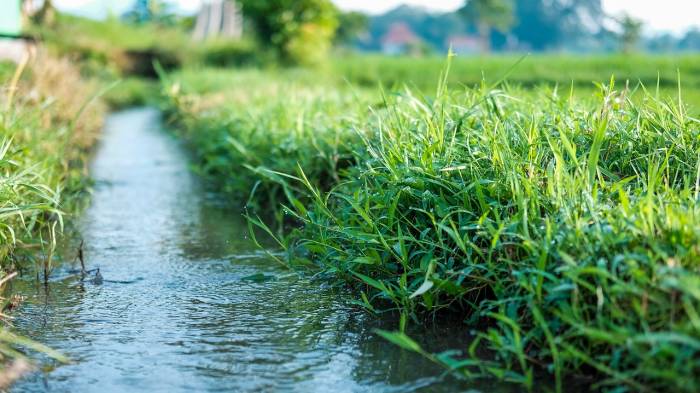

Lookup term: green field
[335,53,700,89]
[161,55,700,391]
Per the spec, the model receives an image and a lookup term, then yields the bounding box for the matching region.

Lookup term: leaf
[375,330,424,353]
[410,279,434,299]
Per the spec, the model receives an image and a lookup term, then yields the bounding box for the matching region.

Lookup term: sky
[54,0,700,35]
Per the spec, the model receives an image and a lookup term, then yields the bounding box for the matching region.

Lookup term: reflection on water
[10,108,511,392]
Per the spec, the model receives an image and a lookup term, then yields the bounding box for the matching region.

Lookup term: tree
[511,0,605,51]
[458,0,514,52]
[335,11,368,45]
[617,13,643,53]
[123,0,174,25]
[679,28,700,51]
[240,0,338,66]
[33,0,56,26]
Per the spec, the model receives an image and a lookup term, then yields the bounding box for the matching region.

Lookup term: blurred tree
[511,0,605,51]
[365,5,469,52]
[646,33,677,53]
[617,14,643,53]
[240,0,338,66]
[458,0,514,52]
[335,11,368,45]
[123,0,175,26]
[679,28,700,51]
[33,0,55,26]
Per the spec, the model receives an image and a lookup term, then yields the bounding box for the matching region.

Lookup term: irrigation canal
[9,108,508,392]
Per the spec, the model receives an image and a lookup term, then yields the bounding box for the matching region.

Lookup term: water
[10,109,508,392]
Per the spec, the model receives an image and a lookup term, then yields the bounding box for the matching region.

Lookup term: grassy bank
[163,59,700,391]
[1,56,103,269]
[0,56,103,382]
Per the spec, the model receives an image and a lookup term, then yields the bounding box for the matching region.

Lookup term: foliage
[459,0,514,51]
[0,55,102,383]
[163,57,700,391]
[239,0,339,66]
[0,56,103,270]
[34,13,190,81]
[362,6,472,52]
[678,28,700,51]
[354,0,610,53]
[511,0,606,51]
[122,0,176,26]
[196,39,263,68]
[617,14,643,53]
[335,11,369,45]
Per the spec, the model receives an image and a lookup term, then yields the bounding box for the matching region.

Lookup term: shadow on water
[9,108,515,392]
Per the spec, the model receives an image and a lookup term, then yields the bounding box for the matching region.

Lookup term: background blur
[52,0,700,55]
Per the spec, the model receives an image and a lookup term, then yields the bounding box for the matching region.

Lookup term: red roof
[381,23,420,46]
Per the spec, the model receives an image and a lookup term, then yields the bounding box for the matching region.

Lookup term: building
[381,22,421,55]
[446,35,482,55]
[193,0,243,41]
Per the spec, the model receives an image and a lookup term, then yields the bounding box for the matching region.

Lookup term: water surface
[11,108,508,393]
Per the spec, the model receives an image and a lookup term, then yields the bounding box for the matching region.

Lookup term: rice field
[162,55,700,391]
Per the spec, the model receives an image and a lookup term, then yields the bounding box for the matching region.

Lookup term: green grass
[334,53,700,91]
[163,57,700,391]
[0,56,100,383]
[0,56,103,275]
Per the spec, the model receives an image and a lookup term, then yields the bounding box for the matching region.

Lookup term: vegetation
[240,0,339,66]
[34,13,189,80]
[333,54,700,95]
[617,14,644,54]
[6,4,700,392]
[161,54,700,391]
[458,0,515,52]
[0,55,102,382]
[0,55,103,275]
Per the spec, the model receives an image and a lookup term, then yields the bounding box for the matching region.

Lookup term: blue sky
[54,0,700,35]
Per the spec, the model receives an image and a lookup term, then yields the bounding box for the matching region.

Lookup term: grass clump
[0,55,104,274]
[164,60,700,391]
[163,68,371,220]
[284,82,700,391]
[0,55,102,384]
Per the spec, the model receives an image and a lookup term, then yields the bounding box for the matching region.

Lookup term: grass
[1,56,103,270]
[334,53,700,91]
[0,56,103,382]
[163,55,700,391]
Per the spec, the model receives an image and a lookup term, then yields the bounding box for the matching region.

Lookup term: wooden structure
[193,0,243,41]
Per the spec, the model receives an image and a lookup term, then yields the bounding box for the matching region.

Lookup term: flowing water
[10,109,511,393]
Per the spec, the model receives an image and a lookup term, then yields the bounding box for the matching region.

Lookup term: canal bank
[10,108,497,393]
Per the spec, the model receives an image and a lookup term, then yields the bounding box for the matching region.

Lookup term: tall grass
[164,61,700,391]
[0,55,103,382]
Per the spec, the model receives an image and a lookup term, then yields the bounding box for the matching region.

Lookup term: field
[335,54,700,90]
[162,54,700,391]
